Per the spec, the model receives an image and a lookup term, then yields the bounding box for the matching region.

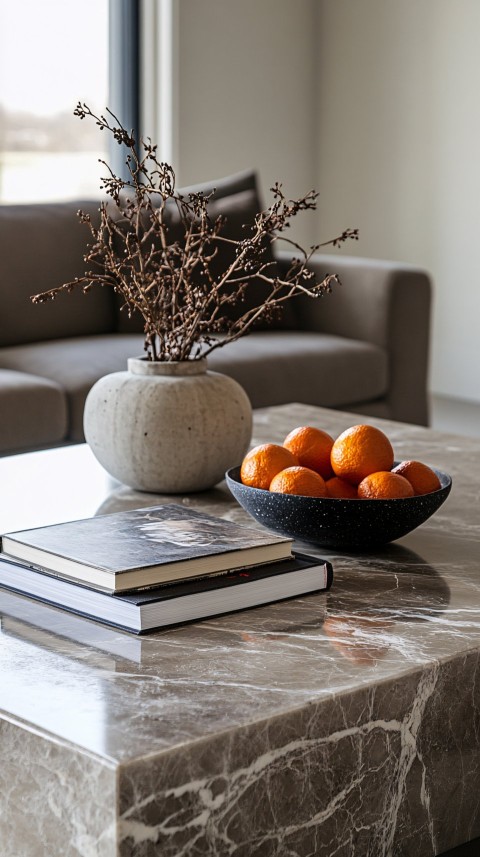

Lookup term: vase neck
[127,357,208,377]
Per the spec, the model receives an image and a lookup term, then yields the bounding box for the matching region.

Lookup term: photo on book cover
[134,510,256,550]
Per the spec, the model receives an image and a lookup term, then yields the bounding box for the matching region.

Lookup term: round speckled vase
[83,357,252,493]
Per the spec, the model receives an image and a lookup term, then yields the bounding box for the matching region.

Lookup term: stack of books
[0,504,333,634]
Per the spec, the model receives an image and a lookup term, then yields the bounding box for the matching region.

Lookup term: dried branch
[31,103,358,361]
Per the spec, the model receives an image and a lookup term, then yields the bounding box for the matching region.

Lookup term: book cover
[1,504,292,592]
[0,553,333,634]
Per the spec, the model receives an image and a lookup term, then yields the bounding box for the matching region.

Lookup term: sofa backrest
[0,170,297,349]
[0,200,115,348]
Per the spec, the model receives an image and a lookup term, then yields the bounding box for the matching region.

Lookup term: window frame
[108,0,140,180]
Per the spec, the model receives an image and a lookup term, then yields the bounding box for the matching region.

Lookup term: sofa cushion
[0,370,67,452]
[0,330,387,448]
[207,331,388,410]
[0,201,115,347]
[115,170,297,335]
[0,335,144,443]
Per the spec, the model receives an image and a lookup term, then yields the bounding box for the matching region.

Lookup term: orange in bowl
[283,425,334,479]
[330,424,394,485]
[358,471,415,500]
[392,460,441,495]
[240,443,298,490]
[325,476,358,499]
[269,466,327,497]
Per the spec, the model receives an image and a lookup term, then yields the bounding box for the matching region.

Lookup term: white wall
[175,0,318,247]
[315,0,480,404]
[147,0,480,404]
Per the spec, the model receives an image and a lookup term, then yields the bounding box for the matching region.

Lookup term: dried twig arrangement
[32,103,358,361]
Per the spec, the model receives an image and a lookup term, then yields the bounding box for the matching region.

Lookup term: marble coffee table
[0,403,479,857]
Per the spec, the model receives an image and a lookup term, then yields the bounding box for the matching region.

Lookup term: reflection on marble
[0,404,479,855]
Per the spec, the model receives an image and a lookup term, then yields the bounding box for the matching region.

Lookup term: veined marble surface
[0,403,479,856]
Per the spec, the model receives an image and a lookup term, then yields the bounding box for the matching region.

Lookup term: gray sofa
[0,170,432,455]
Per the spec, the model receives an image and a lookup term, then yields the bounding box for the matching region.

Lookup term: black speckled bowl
[225,465,452,549]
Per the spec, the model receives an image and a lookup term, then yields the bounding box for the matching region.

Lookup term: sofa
[0,170,432,456]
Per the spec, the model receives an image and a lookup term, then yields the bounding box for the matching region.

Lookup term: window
[0,0,109,203]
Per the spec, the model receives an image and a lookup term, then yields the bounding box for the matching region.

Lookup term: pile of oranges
[240,424,442,500]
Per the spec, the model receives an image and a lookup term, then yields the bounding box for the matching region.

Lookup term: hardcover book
[0,504,292,593]
[0,553,333,634]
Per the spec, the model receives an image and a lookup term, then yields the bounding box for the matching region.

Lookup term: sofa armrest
[275,250,432,426]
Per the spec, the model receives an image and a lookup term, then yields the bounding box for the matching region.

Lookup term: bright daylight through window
[0,0,108,203]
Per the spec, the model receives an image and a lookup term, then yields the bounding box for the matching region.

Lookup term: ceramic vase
[83,357,252,493]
